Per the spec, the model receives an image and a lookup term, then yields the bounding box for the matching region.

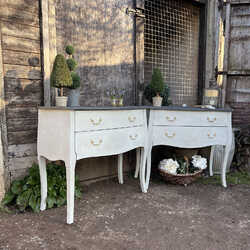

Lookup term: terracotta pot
[56,96,68,107]
[152,96,163,107]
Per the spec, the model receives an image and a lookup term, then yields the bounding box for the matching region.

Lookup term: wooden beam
[221,2,231,107]
[41,0,51,106]
[0,23,9,199]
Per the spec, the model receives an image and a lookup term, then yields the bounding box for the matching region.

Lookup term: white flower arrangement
[158,155,207,175]
[191,155,207,170]
[158,159,179,175]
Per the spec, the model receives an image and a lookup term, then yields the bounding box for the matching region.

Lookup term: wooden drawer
[152,126,228,148]
[75,110,144,132]
[152,110,229,127]
[75,127,146,159]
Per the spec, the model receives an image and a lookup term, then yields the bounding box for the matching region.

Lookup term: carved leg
[118,154,123,184]
[65,158,76,224]
[38,155,47,211]
[221,145,230,188]
[134,148,141,178]
[139,147,147,193]
[209,146,215,176]
[145,144,152,192]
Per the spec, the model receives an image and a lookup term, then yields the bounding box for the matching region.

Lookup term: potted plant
[51,54,73,106]
[65,45,81,107]
[144,68,169,107]
[117,88,126,106]
[158,155,207,186]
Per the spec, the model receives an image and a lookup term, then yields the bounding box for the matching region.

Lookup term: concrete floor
[0,176,250,250]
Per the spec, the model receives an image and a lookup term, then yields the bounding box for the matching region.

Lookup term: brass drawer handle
[208,133,216,139]
[129,134,138,140]
[90,139,103,146]
[207,117,217,123]
[128,116,136,123]
[165,132,176,138]
[166,116,176,122]
[90,118,102,126]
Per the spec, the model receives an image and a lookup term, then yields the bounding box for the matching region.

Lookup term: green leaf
[75,188,82,199]
[16,190,32,211]
[56,196,66,207]
[11,180,23,195]
[47,195,56,209]
[29,193,37,212]
[1,191,15,205]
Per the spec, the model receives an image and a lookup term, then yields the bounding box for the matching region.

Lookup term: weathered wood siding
[0,0,42,180]
[226,3,250,127]
[53,0,136,181]
[54,0,135,106]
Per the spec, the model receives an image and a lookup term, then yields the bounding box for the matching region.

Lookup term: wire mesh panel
[144,0,200,105]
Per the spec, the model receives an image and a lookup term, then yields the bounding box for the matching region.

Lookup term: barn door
[217,1,250,127]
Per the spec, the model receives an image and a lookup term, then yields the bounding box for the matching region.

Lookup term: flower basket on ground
[158,155,207,186]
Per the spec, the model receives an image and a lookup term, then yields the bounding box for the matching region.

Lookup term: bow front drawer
[75,110,144,132]
[75,127,145,159]
[152,110,229,127]
[152,126,228,148]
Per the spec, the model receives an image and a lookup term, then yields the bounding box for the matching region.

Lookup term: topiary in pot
[51,54,73,106]
[66,45,81,107]
[144,68,169,106]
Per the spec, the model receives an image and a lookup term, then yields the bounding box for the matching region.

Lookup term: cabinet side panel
[37,110,73,162]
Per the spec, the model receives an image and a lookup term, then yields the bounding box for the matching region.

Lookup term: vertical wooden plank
[41,0,51,106]
[0,22,9,199]
[48,0,57,103]
[221,3,231,107]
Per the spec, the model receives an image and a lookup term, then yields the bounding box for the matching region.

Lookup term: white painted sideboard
[146,107,233,190]
[37,107,148,224]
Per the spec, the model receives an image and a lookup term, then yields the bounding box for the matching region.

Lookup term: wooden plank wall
[0,0,43,179]
[226,4,250,127]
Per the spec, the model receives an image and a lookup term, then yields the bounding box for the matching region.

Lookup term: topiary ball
[50,54,72,88]
[65,45,74,55]
[70,72,81,89]
[67,58,77,71]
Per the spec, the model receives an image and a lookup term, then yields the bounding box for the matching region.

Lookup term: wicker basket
[159,168,203,186]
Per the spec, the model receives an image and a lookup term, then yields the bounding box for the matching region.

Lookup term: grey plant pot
[67,88,80,107]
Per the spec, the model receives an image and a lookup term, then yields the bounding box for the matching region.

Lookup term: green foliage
[150,68,165,95]
[198,171,250,185]
[144,84,170,106]
[1,163,82,213]
[51,54,73,89]
[67,58,77,71]
[70,72,81,89]
[144,68,169,104]
[65,45,75,55]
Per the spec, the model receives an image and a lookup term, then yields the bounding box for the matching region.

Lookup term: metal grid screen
[144,0,200,105]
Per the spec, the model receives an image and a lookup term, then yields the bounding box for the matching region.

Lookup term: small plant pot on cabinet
[67,89,80,107]
[152,96,163,107]
[56,96,68,107]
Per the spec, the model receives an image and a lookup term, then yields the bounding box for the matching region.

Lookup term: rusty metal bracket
[126,7,145,18]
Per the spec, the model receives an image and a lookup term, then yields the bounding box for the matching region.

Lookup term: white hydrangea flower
[192,155,207,170]
[158,159,179,175]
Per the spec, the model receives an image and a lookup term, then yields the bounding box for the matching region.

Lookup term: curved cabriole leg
[38,155,47,211]
[118,154,123,184]
[209,146,215,176]
[221,145,230,188]
[145,144,152,192]
[134,148,141,179]
[139,147,147,193]
[65,159,76,224]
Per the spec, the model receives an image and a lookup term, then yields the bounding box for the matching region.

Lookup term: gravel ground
[0,176,250,250]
